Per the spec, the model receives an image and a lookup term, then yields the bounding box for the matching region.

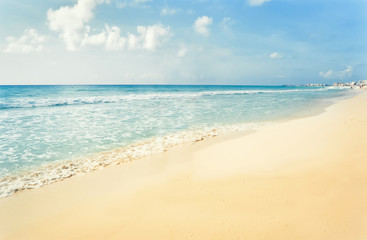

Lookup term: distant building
[331,80,367,88]
[333,82,344,87]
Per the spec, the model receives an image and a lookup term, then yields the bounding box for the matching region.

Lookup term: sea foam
[0,122,269,199]
[0,85,349,199]
[0,88,330,109]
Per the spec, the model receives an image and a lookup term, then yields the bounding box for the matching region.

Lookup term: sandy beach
[0,90,366,240]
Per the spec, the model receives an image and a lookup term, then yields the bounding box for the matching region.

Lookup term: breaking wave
[0,88,330,109]
[0,122,270,199]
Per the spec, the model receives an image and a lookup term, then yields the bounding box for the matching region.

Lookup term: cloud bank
[3,28,46,53]
[47,0,169,51]
[47,0,108,51]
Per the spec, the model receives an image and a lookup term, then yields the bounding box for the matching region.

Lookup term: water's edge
[0,90,356,199]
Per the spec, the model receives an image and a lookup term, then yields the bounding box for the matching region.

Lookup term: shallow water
[0,85,351,198]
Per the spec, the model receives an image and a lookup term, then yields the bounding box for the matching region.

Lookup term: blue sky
[0,0,366,85]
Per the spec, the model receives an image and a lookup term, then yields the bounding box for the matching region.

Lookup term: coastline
[1,90,367,239]
[0,121,270,199]
[0,88,353,199]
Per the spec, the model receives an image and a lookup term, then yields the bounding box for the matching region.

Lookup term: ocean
[0,85,351,198]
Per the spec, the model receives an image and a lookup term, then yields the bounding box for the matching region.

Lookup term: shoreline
[1,90,367,239]
[0,90,354,199]
[0,121,270,199]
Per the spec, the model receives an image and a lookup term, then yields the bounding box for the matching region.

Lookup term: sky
[0,0,366,85]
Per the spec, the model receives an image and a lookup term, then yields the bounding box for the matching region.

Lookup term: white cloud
[160,7,177,16]
[3,28,46,53]
[82,26,106,46]
[47,0,109,51]
[127,33,139,50]
[194,16,213,36]
[268,52,283,59]
[88,24,170,51]
[47,0,169,51]
[248,0,272,6]
[104,25,127,50]
[319,70,333,79]
[341,66,353,76]
[177,47,188,57]
[319,66,353,80]
[137,24,170,50]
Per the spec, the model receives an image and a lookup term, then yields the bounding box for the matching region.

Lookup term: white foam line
[0,88,334,109]
[0,121,272,199]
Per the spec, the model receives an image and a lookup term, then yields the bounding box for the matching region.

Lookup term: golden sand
[0,91,367,240]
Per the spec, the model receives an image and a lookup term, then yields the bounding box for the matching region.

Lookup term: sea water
[0,85,351,197]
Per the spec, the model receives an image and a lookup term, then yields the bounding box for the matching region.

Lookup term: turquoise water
[0,85,351,197]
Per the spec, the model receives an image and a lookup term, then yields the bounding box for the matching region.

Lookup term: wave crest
[0,122,270,199]
[0,88,331,109]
